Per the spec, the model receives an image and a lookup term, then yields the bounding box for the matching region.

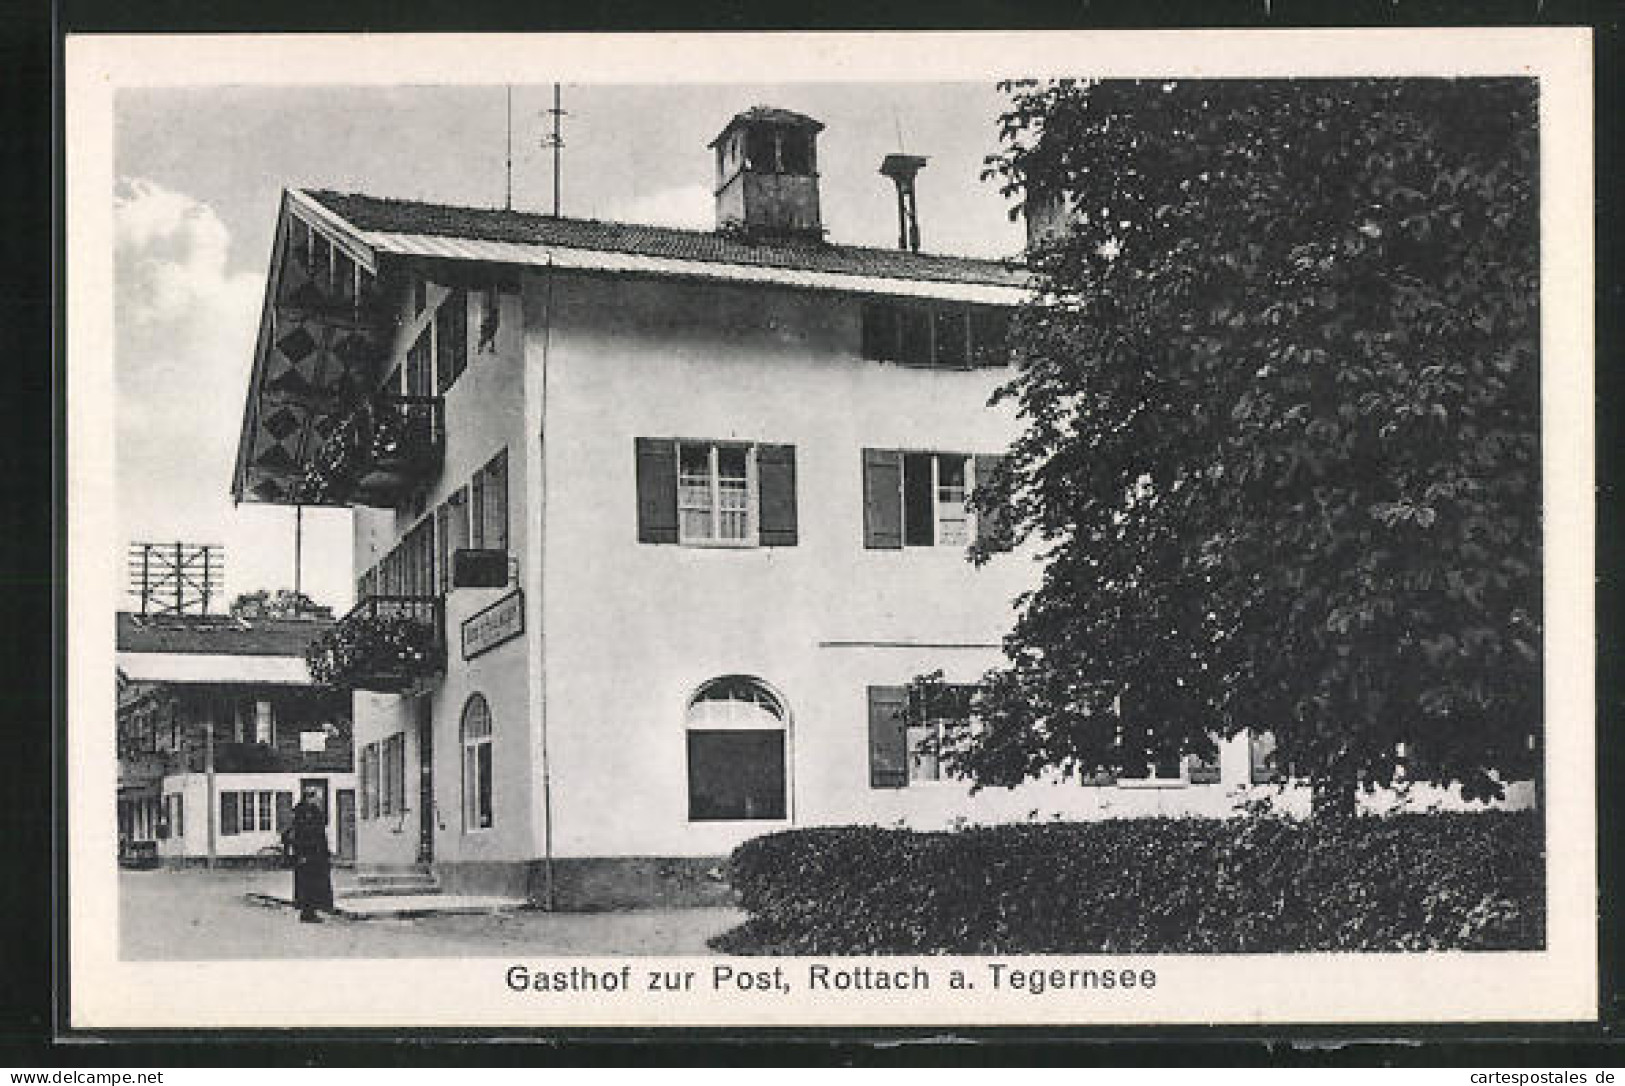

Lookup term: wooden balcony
[298,395,444,508]
[305,595,446,694]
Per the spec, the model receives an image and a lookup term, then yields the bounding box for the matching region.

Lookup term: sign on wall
[461,589,525,660]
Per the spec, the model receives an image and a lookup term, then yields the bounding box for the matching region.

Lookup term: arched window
[461,693,494,831]
[685,676,787,822]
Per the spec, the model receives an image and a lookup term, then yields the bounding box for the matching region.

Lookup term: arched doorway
[685,676,788,822]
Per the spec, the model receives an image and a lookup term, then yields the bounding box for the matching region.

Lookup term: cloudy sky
[113,82,1025,613]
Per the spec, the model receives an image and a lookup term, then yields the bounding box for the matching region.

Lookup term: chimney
[710,107,825,240]
[879,153,928,252]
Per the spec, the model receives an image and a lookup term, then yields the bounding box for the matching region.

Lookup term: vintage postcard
[65,29,1595,1030]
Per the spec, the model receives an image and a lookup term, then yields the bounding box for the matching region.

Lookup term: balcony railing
[305,594,446,693]
[298,395,444,508]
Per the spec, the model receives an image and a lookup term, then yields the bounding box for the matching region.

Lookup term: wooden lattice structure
[127,542,224,616]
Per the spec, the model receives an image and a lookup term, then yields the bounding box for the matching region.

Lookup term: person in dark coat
[283,793,334,922]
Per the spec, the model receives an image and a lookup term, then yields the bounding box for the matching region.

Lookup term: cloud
[114,178,261,497]
[612,183,713,230]
[114,179,355,606]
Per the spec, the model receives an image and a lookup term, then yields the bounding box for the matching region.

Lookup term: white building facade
[230,107,1526,906]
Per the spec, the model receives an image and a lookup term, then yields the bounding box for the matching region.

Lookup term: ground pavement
[119,868,746,959]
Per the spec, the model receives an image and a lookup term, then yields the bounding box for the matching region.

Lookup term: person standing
[283,791,334,923]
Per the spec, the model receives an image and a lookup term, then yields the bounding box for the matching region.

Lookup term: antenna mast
[504,86,514,211]
[541,83,567,217]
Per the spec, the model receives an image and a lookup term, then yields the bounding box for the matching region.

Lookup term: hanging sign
[462,589,525,660]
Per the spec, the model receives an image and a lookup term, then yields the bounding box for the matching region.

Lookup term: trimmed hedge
[710,812,1543,954]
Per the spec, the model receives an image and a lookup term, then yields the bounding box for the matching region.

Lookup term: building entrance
[416,697,434,864]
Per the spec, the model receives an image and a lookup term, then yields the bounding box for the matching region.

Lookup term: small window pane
[678,444,714,541]
[902,453,935,547]
[476,745,494,828]
[716,447,749,540]
[716,445,747,480]
[935,455,969,545]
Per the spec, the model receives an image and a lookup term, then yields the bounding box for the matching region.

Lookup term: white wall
[528,270,1254,859]
[349,277,539,870]
[158,771,356,859]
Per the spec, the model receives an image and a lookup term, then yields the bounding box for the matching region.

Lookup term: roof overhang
[116,652,316,685]
[233,186,1028,503]
[353,229,1029,306]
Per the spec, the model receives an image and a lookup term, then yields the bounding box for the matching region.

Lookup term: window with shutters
[218,790,277,834]
[461,693,494,832]
[1109,707,1218,787]
[636,438,797,549]
[865,449,1007,551]
[358,510,441,600]
[1116,751,1189,787]
[685,677,788,821]
[860,300,1012,368]
[869,682,973,787]
[471,449,509,554]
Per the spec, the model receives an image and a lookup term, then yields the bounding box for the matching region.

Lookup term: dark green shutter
[635,438,679,544]
[974,454,1015,553]
[867,686,909,788]
[275,791,294,832]
[862,449,903,549]
[220,792,239,836]
[757,444,798,547]
[1188,752,1222,785]
[1249,732,1283,784]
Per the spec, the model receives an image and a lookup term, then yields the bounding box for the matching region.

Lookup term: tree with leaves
[943,78,1540,815]
[229,588,332,620]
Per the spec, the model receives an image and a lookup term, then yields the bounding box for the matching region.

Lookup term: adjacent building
[226,106,1525,907]
[115,612,356,865]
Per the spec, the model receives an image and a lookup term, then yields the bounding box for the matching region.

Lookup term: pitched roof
[116,612,332,658]
[301,189,1028,291]
[709,106,824,146]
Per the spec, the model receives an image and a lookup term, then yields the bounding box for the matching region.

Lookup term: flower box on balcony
[305,595,446,693]
[298,395,443,508]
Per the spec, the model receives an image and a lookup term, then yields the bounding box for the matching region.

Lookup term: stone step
[339,869,440,897]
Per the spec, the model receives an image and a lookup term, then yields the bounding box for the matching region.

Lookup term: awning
[115,652,315,686]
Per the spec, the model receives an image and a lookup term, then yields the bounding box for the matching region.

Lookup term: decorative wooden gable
[234,198,397,505]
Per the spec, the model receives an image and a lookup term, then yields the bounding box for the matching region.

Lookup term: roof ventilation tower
[710,107,825,241]
[879,152,928,253]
